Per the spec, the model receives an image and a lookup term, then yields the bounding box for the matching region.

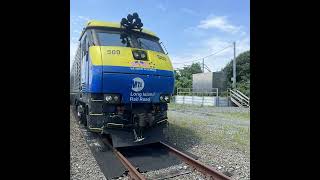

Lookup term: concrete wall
[192,72,213,91]
[212,72,227,92]
[192,71,227,92]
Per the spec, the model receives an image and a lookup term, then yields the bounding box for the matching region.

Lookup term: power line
[174,63,211,73]
[204,64,211,72]
[200,44,233,60]
[172,59,201,65]
[172,44,233,65]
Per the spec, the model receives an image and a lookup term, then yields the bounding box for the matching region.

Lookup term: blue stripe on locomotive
[86,64,174,103]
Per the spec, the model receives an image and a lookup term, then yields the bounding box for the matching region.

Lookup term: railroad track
[100,136,146,180]
[160,141,231,180]
[100,135,232,180]
[72,106,231,180]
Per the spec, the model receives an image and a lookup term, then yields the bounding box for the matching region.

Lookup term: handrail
[230,94,246,107]
[235,89,249,101]
[230,89,249,102]
[230,96,243,107]
[230,93,243,102]
[228,89,250,107]
[229,89,248,102]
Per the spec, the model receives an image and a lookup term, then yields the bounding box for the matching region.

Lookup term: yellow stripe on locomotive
[89,46,173,71]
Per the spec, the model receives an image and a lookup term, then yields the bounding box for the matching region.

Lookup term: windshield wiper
[160,42,168,55]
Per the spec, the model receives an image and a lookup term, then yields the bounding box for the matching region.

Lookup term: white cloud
[197,15,241,34]
[203,37,249,71]
[171,13,249,71]
[236,37,250,54]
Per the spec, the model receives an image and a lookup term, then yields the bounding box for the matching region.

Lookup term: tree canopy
[222,50,250,96]
[174,63,202,93]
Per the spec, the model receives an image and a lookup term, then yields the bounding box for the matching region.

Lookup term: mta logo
[132,77,144,92]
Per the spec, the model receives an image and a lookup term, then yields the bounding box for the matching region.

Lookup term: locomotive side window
[80,32,89,92]
[81,34,88,57]
[88,30,96,47]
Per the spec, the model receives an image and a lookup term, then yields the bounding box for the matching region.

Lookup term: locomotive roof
[80,20,158,39]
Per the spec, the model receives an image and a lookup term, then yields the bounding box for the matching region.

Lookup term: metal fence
[173,88,229,107]
[177,88,218,96]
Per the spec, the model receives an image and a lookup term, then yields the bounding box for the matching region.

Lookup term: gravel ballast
[70,108,107,180]
[144,105,250,180]
[70,104,250,180]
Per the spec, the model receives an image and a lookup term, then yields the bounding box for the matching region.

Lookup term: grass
[169,103,250,121]
[169,103,204,111]
[217,112,250,121]
[166,105,250,153]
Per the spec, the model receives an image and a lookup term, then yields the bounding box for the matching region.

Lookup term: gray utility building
[192,71,227,92]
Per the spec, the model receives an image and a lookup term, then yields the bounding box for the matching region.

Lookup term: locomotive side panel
[70,45,82,105]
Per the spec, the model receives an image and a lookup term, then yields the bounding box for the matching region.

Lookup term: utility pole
[202,58,205,73]
[232,41,236,88]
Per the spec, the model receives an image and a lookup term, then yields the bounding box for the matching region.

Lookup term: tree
[174,63,202,94]
[222,50,250,96]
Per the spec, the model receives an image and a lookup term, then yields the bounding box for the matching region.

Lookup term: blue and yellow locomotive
[70,14,174,147]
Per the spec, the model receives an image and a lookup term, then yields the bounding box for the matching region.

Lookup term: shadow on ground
[118,143,183,172]
[167,122,202,151]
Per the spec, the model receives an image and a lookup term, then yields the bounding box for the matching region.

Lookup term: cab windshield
[95,29,165,53]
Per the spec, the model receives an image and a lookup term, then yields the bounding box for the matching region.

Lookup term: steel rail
[101,137,146,180]
[160,141,232,180]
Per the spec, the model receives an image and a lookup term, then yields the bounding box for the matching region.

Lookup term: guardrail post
[183,95,185,104]
[227,89,230,106]
[201,95,204,107]
[192,95,194,105]
[216,88,219,107]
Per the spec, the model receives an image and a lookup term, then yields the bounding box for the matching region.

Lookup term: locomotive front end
[81,18,174,147]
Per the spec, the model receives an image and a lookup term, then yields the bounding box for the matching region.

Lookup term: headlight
[133,51,140,59]
[160,95,170,103]
[105,95,112,101]
[104,94,121,104]
[113,95,119,101]
[140,52,146,59]
[132,50,147,60]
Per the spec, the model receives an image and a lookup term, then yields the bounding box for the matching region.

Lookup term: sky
[70,0,250,72]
